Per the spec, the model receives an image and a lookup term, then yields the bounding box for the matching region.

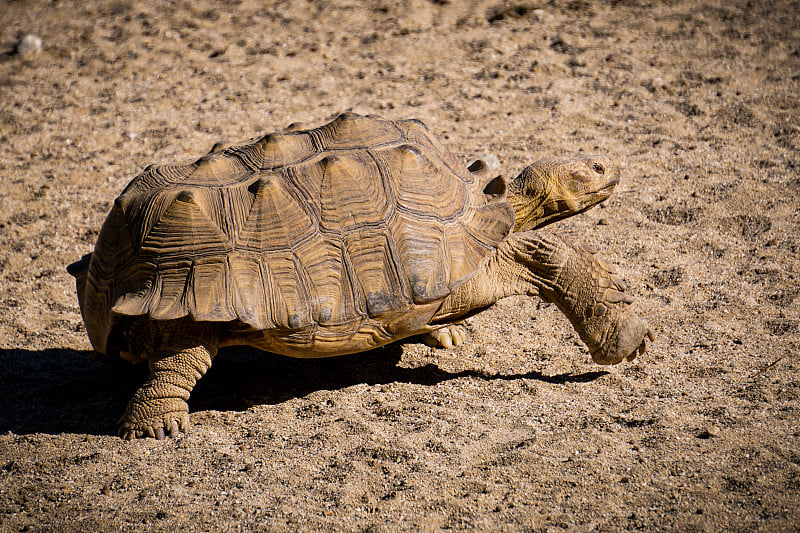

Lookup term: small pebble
[597,218,609,226]
[697,425,720,439]
[16,34,42,56]
[479,153,501,172]
[101,484,112,495]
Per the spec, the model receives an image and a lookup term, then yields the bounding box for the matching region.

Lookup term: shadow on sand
[0,344,608,437]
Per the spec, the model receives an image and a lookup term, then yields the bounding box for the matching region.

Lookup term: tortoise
[68,112,654,440]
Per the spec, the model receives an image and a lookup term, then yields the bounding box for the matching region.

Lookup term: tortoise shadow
[0,344,608,436]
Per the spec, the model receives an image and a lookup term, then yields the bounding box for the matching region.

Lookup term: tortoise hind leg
[118,321,219,440]
[422,321,469,349]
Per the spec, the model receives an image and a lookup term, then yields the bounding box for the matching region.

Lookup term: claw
[118,418,187,440]
[627,327,654,362]
[606,289,633,304]
[610,274,627,291]
[627,342,643,362]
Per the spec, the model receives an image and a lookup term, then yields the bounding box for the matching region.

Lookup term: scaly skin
[433,230,653,365]
[118,321,219,440]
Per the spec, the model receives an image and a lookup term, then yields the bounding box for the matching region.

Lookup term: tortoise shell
[72,113,514,357]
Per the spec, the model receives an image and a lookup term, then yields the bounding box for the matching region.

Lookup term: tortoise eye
[592,163,605,175]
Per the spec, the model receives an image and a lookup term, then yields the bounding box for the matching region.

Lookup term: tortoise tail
[67,253,92,279]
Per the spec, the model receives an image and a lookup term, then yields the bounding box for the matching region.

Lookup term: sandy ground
[1,0,799,531]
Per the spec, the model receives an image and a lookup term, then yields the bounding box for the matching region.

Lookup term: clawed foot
[590,308,655,365]
[423,322,470,349]
[118,400,190,440]
[564,243,655,365]
[115,339,216,440]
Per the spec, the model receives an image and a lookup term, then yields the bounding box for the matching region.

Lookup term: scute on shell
[70,113,514,355]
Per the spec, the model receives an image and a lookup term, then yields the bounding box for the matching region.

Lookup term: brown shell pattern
[78,113,514,353]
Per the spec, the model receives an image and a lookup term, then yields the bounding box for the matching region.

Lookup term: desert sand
[0,0,798,531]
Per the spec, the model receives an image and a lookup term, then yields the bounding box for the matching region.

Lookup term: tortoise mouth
[600,177,620,191]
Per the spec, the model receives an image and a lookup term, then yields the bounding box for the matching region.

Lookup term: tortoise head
[507,154,620,231]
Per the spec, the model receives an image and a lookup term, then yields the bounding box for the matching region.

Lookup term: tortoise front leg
[118,322,219,440]
[434,230,653,365]
[505,230,654,364]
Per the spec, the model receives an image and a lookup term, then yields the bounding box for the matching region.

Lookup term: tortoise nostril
[592,163,605,175]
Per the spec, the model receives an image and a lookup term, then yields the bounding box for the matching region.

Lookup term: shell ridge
[228,145,262,172]
[139,191,232,257]
[149,261,192,320]
[235,174,317,253]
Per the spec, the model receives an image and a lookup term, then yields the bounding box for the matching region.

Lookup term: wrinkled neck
[507,174,547,232]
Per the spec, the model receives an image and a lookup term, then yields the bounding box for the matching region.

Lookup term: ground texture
[1,0,798,531]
